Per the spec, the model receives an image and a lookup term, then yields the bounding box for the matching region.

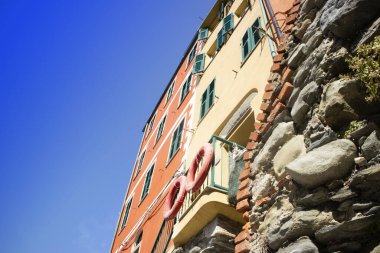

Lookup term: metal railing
[177,135,245,220]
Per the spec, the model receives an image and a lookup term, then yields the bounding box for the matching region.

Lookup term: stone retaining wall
[235,0,380,252]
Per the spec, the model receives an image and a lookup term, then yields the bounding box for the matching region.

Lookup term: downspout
[263,0,282,39]
[259,0,277,57]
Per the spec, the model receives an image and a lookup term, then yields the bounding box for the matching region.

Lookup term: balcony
[171,135,246,246]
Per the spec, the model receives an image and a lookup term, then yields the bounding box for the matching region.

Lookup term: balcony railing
[177,135,245,220]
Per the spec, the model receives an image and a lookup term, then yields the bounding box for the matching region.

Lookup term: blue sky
[0,1,215,252]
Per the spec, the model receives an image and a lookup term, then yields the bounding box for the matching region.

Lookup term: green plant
[339,120,366,138]
[345,36,380,102]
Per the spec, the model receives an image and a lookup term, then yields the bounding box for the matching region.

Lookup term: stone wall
[173,215,241,253]
[235,0,380,252]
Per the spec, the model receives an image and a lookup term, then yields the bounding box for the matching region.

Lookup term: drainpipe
[263,0,282,39]
[259,0,277,57]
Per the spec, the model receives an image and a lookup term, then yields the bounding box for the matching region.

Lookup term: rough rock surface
[285,139,356,188]
[319,79,366,129]
[277,236,319,253]
[320,0,380,38]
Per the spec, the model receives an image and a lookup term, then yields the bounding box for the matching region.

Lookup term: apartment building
[110,0,293,252]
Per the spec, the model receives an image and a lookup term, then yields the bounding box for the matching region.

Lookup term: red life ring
[185,143,214,192]
[163,175,187,220]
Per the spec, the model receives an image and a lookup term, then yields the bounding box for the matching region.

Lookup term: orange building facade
[109,32,206,252]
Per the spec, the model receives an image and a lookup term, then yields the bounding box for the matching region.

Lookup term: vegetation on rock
[345,36,380,102]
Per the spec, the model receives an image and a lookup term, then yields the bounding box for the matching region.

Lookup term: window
[135,150,145,177]
[200,80,215,119]
[192,53,205,74]
[216,14,234,51]
[198,28,209,40]
[242,17,263,62]
[132,230,143,253]
[148,114,156,134]
[155,116,166,143]
[180,74,192,104]
[187,45,197,66]
[120,197,133,231]
[141,164,154,201]
[168,119,185,161]
[165,82,175,104]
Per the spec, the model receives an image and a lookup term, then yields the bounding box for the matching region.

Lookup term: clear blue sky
[0,1,215,252]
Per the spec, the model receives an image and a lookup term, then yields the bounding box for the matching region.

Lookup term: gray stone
[302,31,324,56]
[330,187,358,202]
[328,242,362,252]
[307,127,337,151]
[352,202,373,211]
[286,139,356,188]
[320,0,380,38]
[288,44,307,69]
[337,200,354,212]
[294,19,312,41]
[180,215,240,253]
[315,214,379,243]
[355,17,380,50]
[273,135,306,178]
[268,210,334,250]
[258,197,294,235]
[303,10,322,43]
[351,164,380,189]
[319,46,349,78]
[291,81,320,125]
[362,131,380,161]
[277,236,319,253]
[319,79,366,129]
[288,87,301,108]
[364,206,380,216]
[291,100,309,126]
[297,187,329,207]
[173,247,184,253]
[253,122,295,171]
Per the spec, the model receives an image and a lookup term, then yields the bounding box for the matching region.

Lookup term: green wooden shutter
[223,14,234,34]
[120,197,133,230]
[168,120,184,161]
[141,165,154,200]
[180,75,191,103]
[156,116,166,143]
[136,151,146,175]
[198,28,209,40]
[217,29,224,51]
[200,90,208,118]
[252,17,262,48]
[192,53,205,73]
[208,80,215,109]
[242,29,251,61]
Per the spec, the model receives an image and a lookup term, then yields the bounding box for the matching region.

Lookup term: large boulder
[319,79,366,130]
[285,139,357,188]
[320,0,380,38]
[273,135,306,178]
